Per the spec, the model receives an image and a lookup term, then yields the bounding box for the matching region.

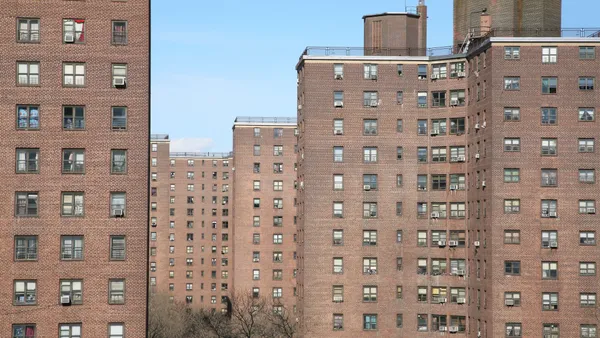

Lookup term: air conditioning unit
[113,77,126,87]
[457,297,466,304]
[450,184,458,190]
[588,208,596,214]
[449,240,458,247]
[334,74,343,80]
[370,212,376,217]
[457,269,465,276]
[482,121,487,128]
[549,211,557,218]
[450,99,459,106]
[370,74,378,80]
[151,222,157,227]
[475,153,480,159]
[474,241,480,247]
[549,241,558,248]
[431,74,439,80]
[474,123,480,129]
[370,101,378,107]
[481,180,486,187]
[457,71,466,78]
[439,326,448,332]
[64,33,75,43]
[334,101,343,108]
[334,130,343,135]
[334,325,343,330]
[431,212,440,219]
[438,240,446,247]
[505,299,515,306]
[363,185,371,191]
[457,155,466,162]
[297,104,302,110]
[61,295,71,305]
[449,326,459,333]
[113,209,124,217]
[418,185,426,191]
[431,129,439,135]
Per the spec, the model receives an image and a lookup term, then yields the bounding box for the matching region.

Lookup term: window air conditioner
[370,101,378,107]
[438,240,446,247]
[431,212,440,219]
[481,180,486,187]
[505,299,515,306]
[588,208,596,214]
[438,297,447,303]
[457,297,466,304]
[549,241,558,248]
[113,209,124,217]
[475,153,480,159]
[474,241,480,247]
[474,123,480,129]
[450,184,458,190]
[431,129,439,135]
[64,33,75,43]
[457,269,465,276]
[297,104,302,110]
[449,326,459,333]
[431,74,439,80]
[334,130,343,135]
[450,99,459,106]
[113,77,126,87]
[457,71,466,78]
[439,326,447,332]
[457,155,466,162]
[334,74,343,80]
[334,101,343,108]
[61,295,71,305]
[363,185,371,191]
[549,211,557,218]
[449,240,458,247]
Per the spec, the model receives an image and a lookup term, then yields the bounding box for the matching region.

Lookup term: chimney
[417,0,427,51]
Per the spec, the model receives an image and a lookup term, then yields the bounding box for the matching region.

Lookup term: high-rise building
[0,0,150,336]
[297,13,600,338]
[232,117,298,311]
[149,135,233,311]
[453,0,562,47]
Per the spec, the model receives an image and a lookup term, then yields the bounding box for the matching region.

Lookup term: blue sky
[151,0,596,152]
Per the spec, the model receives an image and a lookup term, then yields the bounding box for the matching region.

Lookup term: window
[13,324,36,338]
[63,106,85,130]
[110,192,126,217]
[363,91,378,107]
[112,21,127,44]
[417,175,427,191]
[273,145,283,156]
[333,63,343,79]
[60,280,83,305]
[363,119,377,135]
[362,286,378,303]
[502,138,520,151]
[580,231,596,246]
[110,236,126,260]
[417,91,427,108]
[541,107,557,125]
[542,46,557,63]
[505,261,520,275]
[396,91,403,104]
[418,64,427,79]
[16,105,39,130]
[417,147,427,163]
[273,234,283,244]
[542,261,558,279]
[417,120,428,135]
[541,231,557,248]
[580,200,596,214]
[61,192,84,216]
[333,147,343,162]
[396,174,403,187]
[450,203,465,218]
[15,236,37,261]
[63,63,85,86]
[272,270,282,280]
[334,91,343,107]
[504,107,520,121]
[580,77,595,90]
[541,139,557,156]
[333,230,343,245]
[431,147,447,163]
[363,202,377,218]
[541,169,557,187]
[450,61,465,77]
[582,325,598,338]
[333,314,344,330]
[109,279,125,304]
[363,64,378,79]
[579,139,595,152]
[15,148,39,173]
[505,292,521,306]
[363,314,377,330]
[333,257,343,273]
[449,90,466,106]
[417,314,428,331]
[333,119,343,134]
[333,202,343,218]
[432,91,446,107]
[542,292,558,310]
[362,257,377,274]
[450,147,465,162]
[502,168,520,183]
[431,203,447,218]
[111,106,127,130]
[17,18,40,42]
[431,119,447,135]
[61,236,83,260]
[580,46,596,59]
[542,77,558,94]
[504,77,520,90]
[580,262,596,276]
[273,198,283,209]
[59,323,81,338]
[63,19,84,43]
[504,46,520,59]
[396,147,403,160]
[15,192,38,216]
[432,63,447,79]
[109,323,124,338]
[17,62,39,85]
[14,280,36,305]
[112,64,127,88]
[504,230,520,244]
[542,199,558,217]
[579,107,595,121]
[506,323,522,337]
[109,150,127,174]
[363,147,377,163]
[363,230,377,246]
[273,252,282,262]
[581,293,597,307]
[253,269,260,280]
[363,174,377,190]
[333,175,343,190]
[274,128,283,138]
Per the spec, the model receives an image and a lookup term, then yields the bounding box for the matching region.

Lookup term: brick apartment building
[0,0,150,337]
[149,135,233,312]
[232,117,298,312]
[150,117,297,314]
[296,2,600,337]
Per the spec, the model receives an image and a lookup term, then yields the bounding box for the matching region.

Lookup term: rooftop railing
[170,152,232,159]
[150,134,169,140]
[235,116,297,124]
[302,46,456,58]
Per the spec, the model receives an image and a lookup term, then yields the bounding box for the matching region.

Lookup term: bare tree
[147,294,190,338]
[267,302,298,338]
[190,309,234,338]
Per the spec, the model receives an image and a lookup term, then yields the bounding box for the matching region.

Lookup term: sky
[151,0,598,152]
